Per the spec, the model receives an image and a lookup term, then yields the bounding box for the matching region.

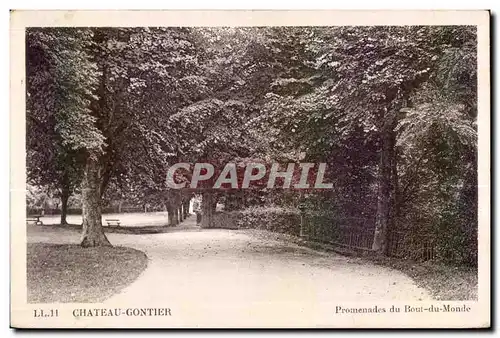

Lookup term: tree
[26,28,104,229]
[259,26,477,259]
[394,26,477,263]
[163,28,280,227]
[27,27,205,245]
[26,26,478,262]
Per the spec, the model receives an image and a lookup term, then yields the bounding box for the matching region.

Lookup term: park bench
[26,215,44,226]
[105,219,121,227]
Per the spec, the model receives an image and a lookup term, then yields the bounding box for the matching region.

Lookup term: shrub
[213,206,301,236]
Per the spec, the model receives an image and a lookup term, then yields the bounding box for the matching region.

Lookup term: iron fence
[301,211,437,260]
[386,230,436,261]
[301,212,375,250]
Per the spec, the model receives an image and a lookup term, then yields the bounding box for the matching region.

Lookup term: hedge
[212,206,301,236]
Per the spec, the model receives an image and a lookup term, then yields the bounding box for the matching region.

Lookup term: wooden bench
[26,215,43,226]
[105,219,121,227]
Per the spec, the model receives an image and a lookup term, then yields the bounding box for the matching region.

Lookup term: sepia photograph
[10,10,490,328]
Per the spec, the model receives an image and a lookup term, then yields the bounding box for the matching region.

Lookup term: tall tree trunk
[81,156,111,247]
[201,192,215,228]
[211,197,218,212]
[183,200,190,218]
[167,207,172,226]
[99,160,114,198]
[60,184,70,226]
[178,206,183,222]
[372,115,397,254]
[385,142,399,256]
[172,206,179,225]
[167,204,177,226]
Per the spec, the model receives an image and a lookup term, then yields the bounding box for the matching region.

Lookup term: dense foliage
[26,26,478,265]
[213,206,301,235]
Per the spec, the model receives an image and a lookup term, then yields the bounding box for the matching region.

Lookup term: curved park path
[28,215,431,327]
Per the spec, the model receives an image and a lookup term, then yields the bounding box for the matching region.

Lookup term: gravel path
[28,216,431,327]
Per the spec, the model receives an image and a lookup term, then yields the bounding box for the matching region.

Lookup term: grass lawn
[27,243,148,303]
[369,256,478,300]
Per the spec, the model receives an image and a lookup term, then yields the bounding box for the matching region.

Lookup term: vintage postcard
[10,10,490,328]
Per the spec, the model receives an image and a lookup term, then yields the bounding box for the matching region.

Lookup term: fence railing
[301,212,375,251]
[300,211,437,260]
[386,230,436,261]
